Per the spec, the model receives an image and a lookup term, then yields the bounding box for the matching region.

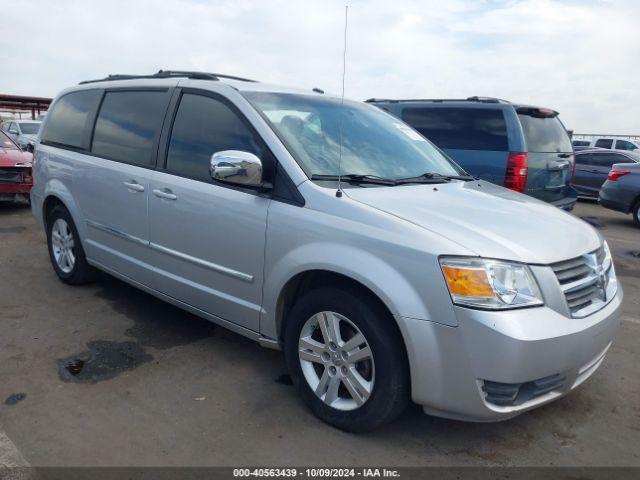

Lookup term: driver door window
[165,93,264,182]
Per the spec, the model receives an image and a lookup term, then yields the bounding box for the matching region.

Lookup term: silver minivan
[31,71,622,432]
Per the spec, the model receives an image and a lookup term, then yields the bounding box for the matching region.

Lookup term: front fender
[261,242,432,339]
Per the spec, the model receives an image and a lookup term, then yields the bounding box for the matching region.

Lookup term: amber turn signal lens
[441,265,494,298]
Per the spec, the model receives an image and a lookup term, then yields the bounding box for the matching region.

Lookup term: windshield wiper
[394,172,476,184]
[310,174,397,186]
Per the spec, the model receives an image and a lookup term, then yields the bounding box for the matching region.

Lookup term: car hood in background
[0,148,33,167]
[345,180,600,265]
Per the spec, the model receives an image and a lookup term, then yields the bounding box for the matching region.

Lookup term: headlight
[603,240,613,269]
[602,240,618,290]
[439,257,543,310]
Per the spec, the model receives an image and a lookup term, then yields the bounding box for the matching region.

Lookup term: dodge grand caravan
[31,71,622,432]
[368,97,578,211]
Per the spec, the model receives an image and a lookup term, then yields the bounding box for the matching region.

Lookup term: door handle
[123,180,145,192]
[153,188,177,200]
[547,160,570,171]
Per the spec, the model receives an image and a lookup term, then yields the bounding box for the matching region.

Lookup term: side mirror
[210,150,264,188]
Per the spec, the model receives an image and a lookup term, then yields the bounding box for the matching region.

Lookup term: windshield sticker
[395,123,426,142]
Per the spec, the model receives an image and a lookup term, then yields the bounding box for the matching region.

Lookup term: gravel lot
[0,199,638,467]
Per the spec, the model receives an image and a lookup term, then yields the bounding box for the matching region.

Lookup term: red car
[0,130,33,204]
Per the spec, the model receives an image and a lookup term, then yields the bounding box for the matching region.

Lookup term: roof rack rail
[79,70,257,85]
[366,97,511,104]
[465,96,509,104]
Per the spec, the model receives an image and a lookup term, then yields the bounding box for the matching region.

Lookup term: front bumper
[400,286,623,422]
[0,183,33,199]
[0,183,32,195]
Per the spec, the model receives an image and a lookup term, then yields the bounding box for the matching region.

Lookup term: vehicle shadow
[0,200,30,213]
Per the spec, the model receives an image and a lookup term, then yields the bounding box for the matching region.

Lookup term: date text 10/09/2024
[233,468,401,478]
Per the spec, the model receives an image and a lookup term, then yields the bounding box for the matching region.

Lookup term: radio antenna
[336,4,348,198]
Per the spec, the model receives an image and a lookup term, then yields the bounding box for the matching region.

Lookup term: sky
[0,0,638,134]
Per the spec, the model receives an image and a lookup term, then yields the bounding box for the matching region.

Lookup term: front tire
[46,206,96,285]
[284,287,410,432]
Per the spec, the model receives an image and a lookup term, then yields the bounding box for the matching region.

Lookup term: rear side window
[517,113,572,153]
[594,138,614,149]
[615,139,638,151]
[92,90,169,167]
[401,107,508,151]
[166,93,264,182]
[590,153,623,168]
[575,153,590,165]
[41,90,102,149]
[572,140,590,147]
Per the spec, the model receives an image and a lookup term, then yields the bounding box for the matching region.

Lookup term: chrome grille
[551,246,612,318]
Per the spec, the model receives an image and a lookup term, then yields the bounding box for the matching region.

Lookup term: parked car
[0,130,33,203]
[572,140,591,148]
[31,71,622,432]
[1,119,42,151]
[573,145,604,152]
[367,97,577,210]
[599,163,640,227]
[584,137,640,151]
[573,149,640,198]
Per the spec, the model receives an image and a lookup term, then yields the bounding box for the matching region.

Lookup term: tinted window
[517,113,572,153]
[92,91,168,166]
[401,107,508,151]
[590,153,624,168]
[575,153,590,165]
[166,93,264,181]
[615,139,638,151]
[42,90,102,149]
[572,140,590,147]
[595,138,614,149]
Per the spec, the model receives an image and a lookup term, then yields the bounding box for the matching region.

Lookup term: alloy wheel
[298,311,375,411]
[51,218,76,274]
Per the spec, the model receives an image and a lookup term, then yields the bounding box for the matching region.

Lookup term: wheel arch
[41,179,86,240]
[275,269,401,342]
[42,195,66,229]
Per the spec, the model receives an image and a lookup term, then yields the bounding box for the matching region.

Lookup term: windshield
[0,131,18,150]
[243,92,462,180]
[19,123,41,135]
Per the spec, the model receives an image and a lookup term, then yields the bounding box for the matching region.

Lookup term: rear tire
[633,200,640,228]
[46,206,96,285]
[284,286,410,432]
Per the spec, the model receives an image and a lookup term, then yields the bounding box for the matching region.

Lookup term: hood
[345,180,600,265]
[22,134,37,142]
[0,148,32,167]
